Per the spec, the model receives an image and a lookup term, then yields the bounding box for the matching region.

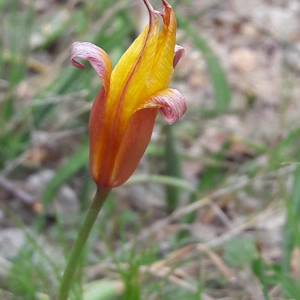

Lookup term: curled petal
[70,41,111,92]
[140,88,187,125]
[143,0,163,22]
[173,44,185,68]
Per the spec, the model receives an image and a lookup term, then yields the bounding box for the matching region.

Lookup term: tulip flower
[71,0,186,188]
[57,1,186,299]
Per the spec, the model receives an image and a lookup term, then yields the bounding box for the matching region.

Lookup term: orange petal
[140,88,187,124]
[71,42,111,93]
[89,90,158,188]
[110,108,158,187]
[89,88,107,186]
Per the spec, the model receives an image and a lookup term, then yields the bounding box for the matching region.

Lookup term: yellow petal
[107,1,161,115]
[146,0,177,93]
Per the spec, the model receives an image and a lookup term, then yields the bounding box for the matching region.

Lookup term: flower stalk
[56,188,110,300]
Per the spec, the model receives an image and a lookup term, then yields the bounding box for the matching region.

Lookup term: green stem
[57,187,111,300]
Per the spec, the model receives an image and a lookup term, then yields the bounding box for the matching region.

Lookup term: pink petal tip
[142,88,187,125]
[70,41,111,91]
[173,44,185,68]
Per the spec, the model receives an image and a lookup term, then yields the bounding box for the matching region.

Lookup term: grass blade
[177,14,231,112]
[40,142,89,206]
[164,125,182,212]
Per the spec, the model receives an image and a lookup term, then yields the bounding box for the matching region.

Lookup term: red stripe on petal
[161,0,172,26]
[140,88,187,125]
[70,41,111,93]
[162,0,171,9]
[143,0,163,24]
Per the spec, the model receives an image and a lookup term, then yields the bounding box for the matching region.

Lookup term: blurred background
[1,0,300,299]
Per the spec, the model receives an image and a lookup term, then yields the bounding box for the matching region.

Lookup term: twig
[105,165,294,264]
[0,152,29,177]
[0,257,12,278]
[126,174,196,193]
[197,244,235,281]
[0,176,42,212]
[86,244,215,300]
[206,202,282,248]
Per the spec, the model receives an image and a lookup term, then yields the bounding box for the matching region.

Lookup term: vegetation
[1,0,300,299]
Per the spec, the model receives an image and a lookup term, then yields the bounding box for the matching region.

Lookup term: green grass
[1,0,300,299]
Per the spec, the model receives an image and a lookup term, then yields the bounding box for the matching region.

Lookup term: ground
[1,0,300,299]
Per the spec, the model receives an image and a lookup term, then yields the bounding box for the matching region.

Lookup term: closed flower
[71,0,186,188]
